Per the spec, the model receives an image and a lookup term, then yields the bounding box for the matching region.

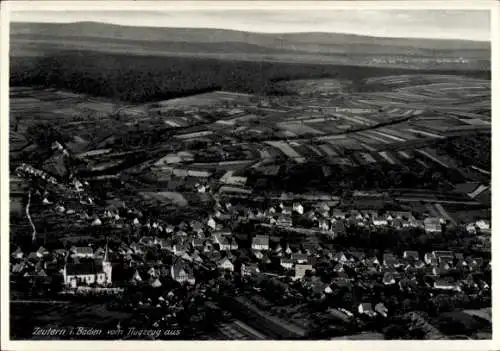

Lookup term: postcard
[1,1,497,350]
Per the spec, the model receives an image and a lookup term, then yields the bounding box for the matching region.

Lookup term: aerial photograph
[7,7,491,341]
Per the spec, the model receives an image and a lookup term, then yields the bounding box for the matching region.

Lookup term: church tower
[102,243,112,285]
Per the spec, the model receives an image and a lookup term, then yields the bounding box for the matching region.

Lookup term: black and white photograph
[2,0,496,346]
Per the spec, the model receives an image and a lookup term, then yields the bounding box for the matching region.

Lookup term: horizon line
[10,20,492,43]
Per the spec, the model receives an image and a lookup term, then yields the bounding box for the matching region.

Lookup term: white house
[280,258,294,270]
[217,258,234,271]
[72,246,94,258]
[293,202,304,215]
[252,235,269,251]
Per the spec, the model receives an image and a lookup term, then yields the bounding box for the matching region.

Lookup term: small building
[372,216,388,226]
[434,279,461,292]
[213,234,231,251]
[375,303,389,317]
[72,246,94,258]
[170,260,195,285]
[382,272,396,285]
[280,258,294,270]
[358,303,376,317]
[294,264,313,280]
[292,253,309,264]
[424,217,442,234]
[252,235,270,251]
[217,258,234,272]
[383,253,400,268]
[403,251,419,261]
[11,247,24,260]
[333,252,348,263]
[241,263,260,276]
[276,215,293,227]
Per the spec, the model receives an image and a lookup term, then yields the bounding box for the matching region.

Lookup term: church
[62,245,112,288]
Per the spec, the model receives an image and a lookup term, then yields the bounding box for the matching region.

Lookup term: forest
[10,50,490,103]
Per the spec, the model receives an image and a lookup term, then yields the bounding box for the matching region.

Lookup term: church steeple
[103,241,110,263]
[102,239,112,285]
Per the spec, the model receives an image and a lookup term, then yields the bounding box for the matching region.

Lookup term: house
[383,253,400,268]
[398,277,419,292]
[331,209,347,219]
[372,216,388,226]
[382,272,396,285]
[207,217,216,230]
[375,303,389,317]
[252,235,270,251]
[294,264,313,280]
[253,250,264,260]
[173,242,189,256]
[36,246,49,258]
[466,223,477,234]
[424,217,442,233]
[229,238,239,250]
[292,202,304,215]
[170,260,195,285]
[276,215,293,227]
[425,251,453,265]
[403,251,419,261]
[72,246,94,258]
[318,219,330,231]
[12,247,24,260]
[292,253,309,264]
[280,258,294,270]
[217,257,234,271]
[467,257,484,271]
[12,262,26,274]
[366,256,380,266]
[349,251,366,262]
[432,262,451,276]
[212,234,231,251]
[63,246,112,288]
[333,252,348,263]
[358,303,376,317]
[434,279,461,292]
[475,219,490,232]
[154,237,169,250]
[241,263,260,276]
[131,270,143,282]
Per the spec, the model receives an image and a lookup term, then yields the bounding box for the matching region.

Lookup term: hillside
[10,22,490,60]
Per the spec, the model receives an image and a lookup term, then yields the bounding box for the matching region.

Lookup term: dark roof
[66,261,101,275]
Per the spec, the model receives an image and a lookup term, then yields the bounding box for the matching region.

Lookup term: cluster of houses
[10,167,491,328]
[11,191,491,296]
[15,163,58,185]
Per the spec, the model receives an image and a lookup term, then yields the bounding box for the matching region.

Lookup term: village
[10,158,492,339]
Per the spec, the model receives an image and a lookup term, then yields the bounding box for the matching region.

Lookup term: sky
[11,9,491,41]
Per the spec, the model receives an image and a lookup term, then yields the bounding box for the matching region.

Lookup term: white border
[1,1,498,351]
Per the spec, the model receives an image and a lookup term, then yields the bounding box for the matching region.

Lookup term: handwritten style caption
[32,326,181,338]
